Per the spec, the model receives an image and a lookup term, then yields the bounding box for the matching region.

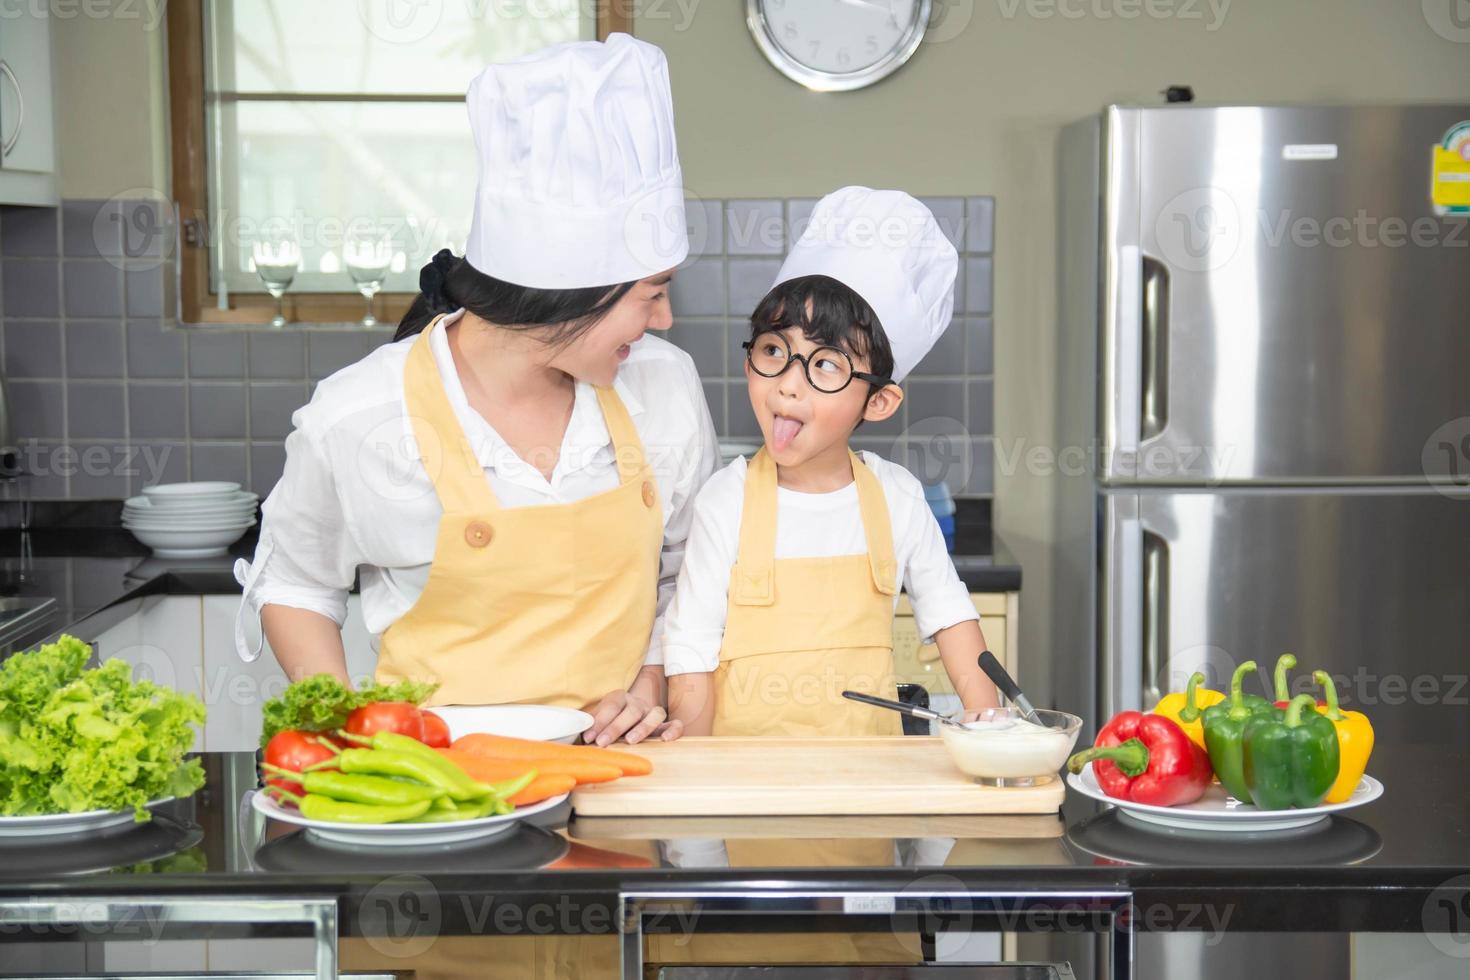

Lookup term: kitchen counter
[3,742,1458,939]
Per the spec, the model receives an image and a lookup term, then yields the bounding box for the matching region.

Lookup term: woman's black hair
[748,274,895,383]
[395,248,637,344]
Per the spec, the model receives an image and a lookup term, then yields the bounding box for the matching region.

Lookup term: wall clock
[746,0,932,92]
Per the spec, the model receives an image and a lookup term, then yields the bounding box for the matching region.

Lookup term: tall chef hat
[463,34,687,289]
[773,187,958,383]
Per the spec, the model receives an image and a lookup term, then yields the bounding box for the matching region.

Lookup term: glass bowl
[939,706,1084,787]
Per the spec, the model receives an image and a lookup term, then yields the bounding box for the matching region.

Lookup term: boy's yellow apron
[712,446,903,737]
[675,447,915,966]
[373,312,662,710]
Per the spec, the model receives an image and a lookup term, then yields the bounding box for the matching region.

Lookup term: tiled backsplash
[0,197,994,500]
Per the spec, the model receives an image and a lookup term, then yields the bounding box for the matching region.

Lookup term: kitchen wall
[0,194,995,499]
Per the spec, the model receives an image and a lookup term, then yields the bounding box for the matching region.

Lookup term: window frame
[166,1,631,326]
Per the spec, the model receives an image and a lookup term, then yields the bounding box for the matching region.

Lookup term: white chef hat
[463,34,687,290]
[773,186,958,383]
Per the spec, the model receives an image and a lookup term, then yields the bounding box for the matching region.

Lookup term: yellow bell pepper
[1312,670,1374,804]
[1152,671,1225,752]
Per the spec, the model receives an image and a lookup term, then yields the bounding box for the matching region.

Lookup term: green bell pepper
[1242,693,1340,810]
[1201,660,1274,803]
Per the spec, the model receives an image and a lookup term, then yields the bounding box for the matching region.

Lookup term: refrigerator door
[1100,105,1470,485]
[1100,488,1470,748]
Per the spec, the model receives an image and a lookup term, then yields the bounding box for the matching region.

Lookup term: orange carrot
[451,733,653,776]
[509,773,576,807]
[434,748,622,786]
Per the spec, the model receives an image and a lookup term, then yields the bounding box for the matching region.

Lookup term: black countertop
[1,743,1460,937]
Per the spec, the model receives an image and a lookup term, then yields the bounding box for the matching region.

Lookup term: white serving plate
[430,704,595,745]
[249,788,569,847]
[1066,767,1383,833]
[142,482,243,505]
[0,799,172,837]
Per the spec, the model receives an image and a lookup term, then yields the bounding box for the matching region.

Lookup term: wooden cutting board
[570,736,1065,816]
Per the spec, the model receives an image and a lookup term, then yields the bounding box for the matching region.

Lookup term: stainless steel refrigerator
[1039,104,1470,980]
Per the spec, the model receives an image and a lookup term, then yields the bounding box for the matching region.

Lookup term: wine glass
[251,238,300,329]
[343,229,395,328]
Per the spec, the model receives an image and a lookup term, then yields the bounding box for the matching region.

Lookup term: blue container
[923,482,957,553]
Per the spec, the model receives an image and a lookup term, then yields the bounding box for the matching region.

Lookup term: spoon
[978,650,1043,725]
[840,690,972,731]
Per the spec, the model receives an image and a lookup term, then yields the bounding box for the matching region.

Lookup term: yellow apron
[373,313,663,710]
[713,447,903,737]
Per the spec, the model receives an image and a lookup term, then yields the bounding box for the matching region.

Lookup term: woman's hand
[583,666,684,745]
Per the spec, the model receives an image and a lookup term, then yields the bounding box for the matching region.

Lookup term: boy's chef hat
[464,34,687,289]
[772,186,958,383]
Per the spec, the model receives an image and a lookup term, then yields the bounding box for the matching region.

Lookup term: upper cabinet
[0,6,56,205]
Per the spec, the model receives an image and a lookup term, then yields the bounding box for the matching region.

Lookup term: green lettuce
[259,674,437,747]
[0,635,206,821]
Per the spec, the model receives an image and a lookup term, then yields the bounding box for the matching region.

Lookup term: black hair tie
[418,248,458,309]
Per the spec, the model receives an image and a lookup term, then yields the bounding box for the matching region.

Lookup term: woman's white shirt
[235,308,720,665]
[660,452,979,676]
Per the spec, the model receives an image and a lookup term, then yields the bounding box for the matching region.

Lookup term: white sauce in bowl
[940,717,1077,779]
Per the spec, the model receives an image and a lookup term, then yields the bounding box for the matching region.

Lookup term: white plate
[249,787,569,847]
[1066,767,1383,832]
[126,491,257,512]
[0,799,172,837]
[123,515,257,530]
[430,704,595,745]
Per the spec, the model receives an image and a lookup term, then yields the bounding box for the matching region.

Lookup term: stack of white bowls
[123,482,259,558]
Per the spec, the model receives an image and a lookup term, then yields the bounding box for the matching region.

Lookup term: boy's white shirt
[661,451,979,677]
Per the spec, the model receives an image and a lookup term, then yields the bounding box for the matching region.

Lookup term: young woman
[235,34,717,748]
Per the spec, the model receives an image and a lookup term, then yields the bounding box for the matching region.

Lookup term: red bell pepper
[1066,711,1213,807]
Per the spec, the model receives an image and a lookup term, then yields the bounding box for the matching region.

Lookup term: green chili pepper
[487,770,536,801]
[309,748,485,803]
[1242,693,1341,810]
[406,797,500,823]
[267,786,431,824]
[335,731,496,801]
[262,764,442,806]
[1201,660,1275,803]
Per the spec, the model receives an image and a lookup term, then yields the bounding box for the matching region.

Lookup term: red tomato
[261,730,337,794]
[345,701,426,742]
[420,711,451,748]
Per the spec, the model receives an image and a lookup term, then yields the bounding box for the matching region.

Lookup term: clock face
[750,0,929,91]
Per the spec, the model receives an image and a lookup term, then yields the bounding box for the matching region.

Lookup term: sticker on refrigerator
[1430,121,1470,216]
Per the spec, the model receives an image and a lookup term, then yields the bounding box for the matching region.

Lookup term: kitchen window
[167,1,626,326]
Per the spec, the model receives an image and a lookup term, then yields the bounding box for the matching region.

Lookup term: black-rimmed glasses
[741,331,892,394]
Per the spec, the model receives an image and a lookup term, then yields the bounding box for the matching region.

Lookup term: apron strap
[731,447,778,606]
[593,384,647,484]
[733,448,898,603]
[403,314,501,515]
[850,450,899,596]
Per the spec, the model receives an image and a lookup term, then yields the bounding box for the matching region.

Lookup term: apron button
[464,521,494,548]
[641,480,657,508]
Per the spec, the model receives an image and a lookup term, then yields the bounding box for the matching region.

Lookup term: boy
[663,186,1000,736]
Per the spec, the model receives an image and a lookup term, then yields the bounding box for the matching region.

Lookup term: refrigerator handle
[1141,529,1170,709]
[1140,254,1171,442]
[1104,246,1143,469]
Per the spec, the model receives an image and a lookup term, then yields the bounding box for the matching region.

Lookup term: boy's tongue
[772,416,804,452]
